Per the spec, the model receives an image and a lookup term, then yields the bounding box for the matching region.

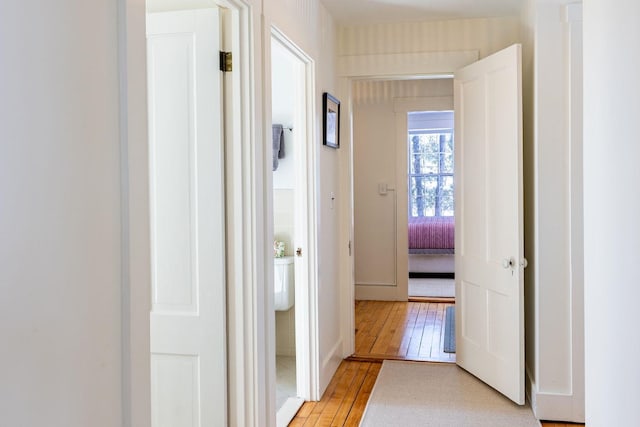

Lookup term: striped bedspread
[408,216,455,250]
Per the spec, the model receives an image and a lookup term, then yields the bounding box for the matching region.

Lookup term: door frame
[120,0,270,426]
[268,26,320,404]
[336,51,479,357]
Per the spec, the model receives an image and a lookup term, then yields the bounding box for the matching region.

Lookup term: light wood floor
[289,300,585,426]
[289,359,584,426]
[353,300,455,363]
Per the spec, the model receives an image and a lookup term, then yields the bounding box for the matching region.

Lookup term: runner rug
[360,361,540,427]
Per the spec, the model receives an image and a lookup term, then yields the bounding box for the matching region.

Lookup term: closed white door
[147,9,226,426]
[454,44,525,404]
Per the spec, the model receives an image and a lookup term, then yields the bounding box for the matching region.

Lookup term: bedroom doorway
[406,110,455,301]
[352,77,455,302]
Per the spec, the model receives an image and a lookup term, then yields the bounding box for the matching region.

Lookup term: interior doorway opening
[406,110,455,302]
[269,28,319,427]
[351,77,455,303]
[346,44,526,406]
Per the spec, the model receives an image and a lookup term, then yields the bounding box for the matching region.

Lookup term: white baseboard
[319,339,343,397]
[276,397,304,427]
[527,369,585,423]
[355,284,405,301]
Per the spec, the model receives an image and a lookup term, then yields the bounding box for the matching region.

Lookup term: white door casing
[454,44,525,404]
[270,27,320,404]
[147,9,227,426]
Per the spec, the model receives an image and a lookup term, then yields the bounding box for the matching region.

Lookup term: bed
[408,216,455,254]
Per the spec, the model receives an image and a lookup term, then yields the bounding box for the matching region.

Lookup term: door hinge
[219,51,232,72]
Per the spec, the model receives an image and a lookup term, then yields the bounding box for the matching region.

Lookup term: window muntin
[408,130,454,217]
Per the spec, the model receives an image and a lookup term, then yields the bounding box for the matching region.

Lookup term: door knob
[502,258,514,269]
[296,247,302,257]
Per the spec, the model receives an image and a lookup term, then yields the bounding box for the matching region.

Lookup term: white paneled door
[147,9,226,426]
[454,44,525,404]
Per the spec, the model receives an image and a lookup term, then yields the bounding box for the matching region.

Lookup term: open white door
[147,9,227,426]
[454,44,525,404]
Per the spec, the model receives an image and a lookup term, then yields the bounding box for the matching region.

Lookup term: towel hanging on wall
[277,129,285,159]
[272,124,284,171]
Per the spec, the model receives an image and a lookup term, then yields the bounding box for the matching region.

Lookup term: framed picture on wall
[323,92,340,149]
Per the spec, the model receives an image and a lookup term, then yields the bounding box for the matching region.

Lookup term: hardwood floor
[289,359,584,427]
[289,300,586,426]
[353,300,455,363]
[288,360,381,426]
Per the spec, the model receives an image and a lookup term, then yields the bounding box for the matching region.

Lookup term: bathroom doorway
[270,29,319,426]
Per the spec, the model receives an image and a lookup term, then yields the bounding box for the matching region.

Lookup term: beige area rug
[360,361,540,427]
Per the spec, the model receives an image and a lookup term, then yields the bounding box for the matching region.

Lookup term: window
[408,111,454,217]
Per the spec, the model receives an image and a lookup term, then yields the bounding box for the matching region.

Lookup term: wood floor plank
[342,362,381,427]
[329,362,371,426]
[291,302,581,426]
[289,359,584,427]
[353,300,456,363]
[294,401,316,419]
[311,361,362,426]
[417,303,438,358]
[369,303,400,354]
[382,304,402,355]
[396,302,420,357]
[405,302,428,359]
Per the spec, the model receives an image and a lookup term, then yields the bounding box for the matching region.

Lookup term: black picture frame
[322,92,340,149]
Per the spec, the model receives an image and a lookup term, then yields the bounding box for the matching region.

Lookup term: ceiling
[321,0,524,25]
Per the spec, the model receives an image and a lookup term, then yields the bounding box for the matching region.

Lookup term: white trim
[338,76,356,358]
[320,339,343,393]
[276,397,305,427]
[119,0,151,426]
[394,112,409,300]
[270,26,320,404]
[356,281,397,287]
[355,285,408,301]
[563,2,583,22]
[121,0,262,426]
[528,368,584,423]
[219,2,265,426]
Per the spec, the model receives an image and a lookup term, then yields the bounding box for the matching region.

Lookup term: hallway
[289,301,586,426]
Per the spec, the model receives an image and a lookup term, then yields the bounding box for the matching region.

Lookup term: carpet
[443,306,455,353]
[360,361,540,427]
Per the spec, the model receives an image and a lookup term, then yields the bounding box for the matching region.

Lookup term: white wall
[272,41,296,190]
[338,16,521,58]
[0,1,123,426]
[0,0,335,425]
[584,1,640,425]
[342,11,586,423]
[265,0,340,397]
[272,40,296,256]
[521,1,585,421]
[340,18,521,308]
[271,47,297,355]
